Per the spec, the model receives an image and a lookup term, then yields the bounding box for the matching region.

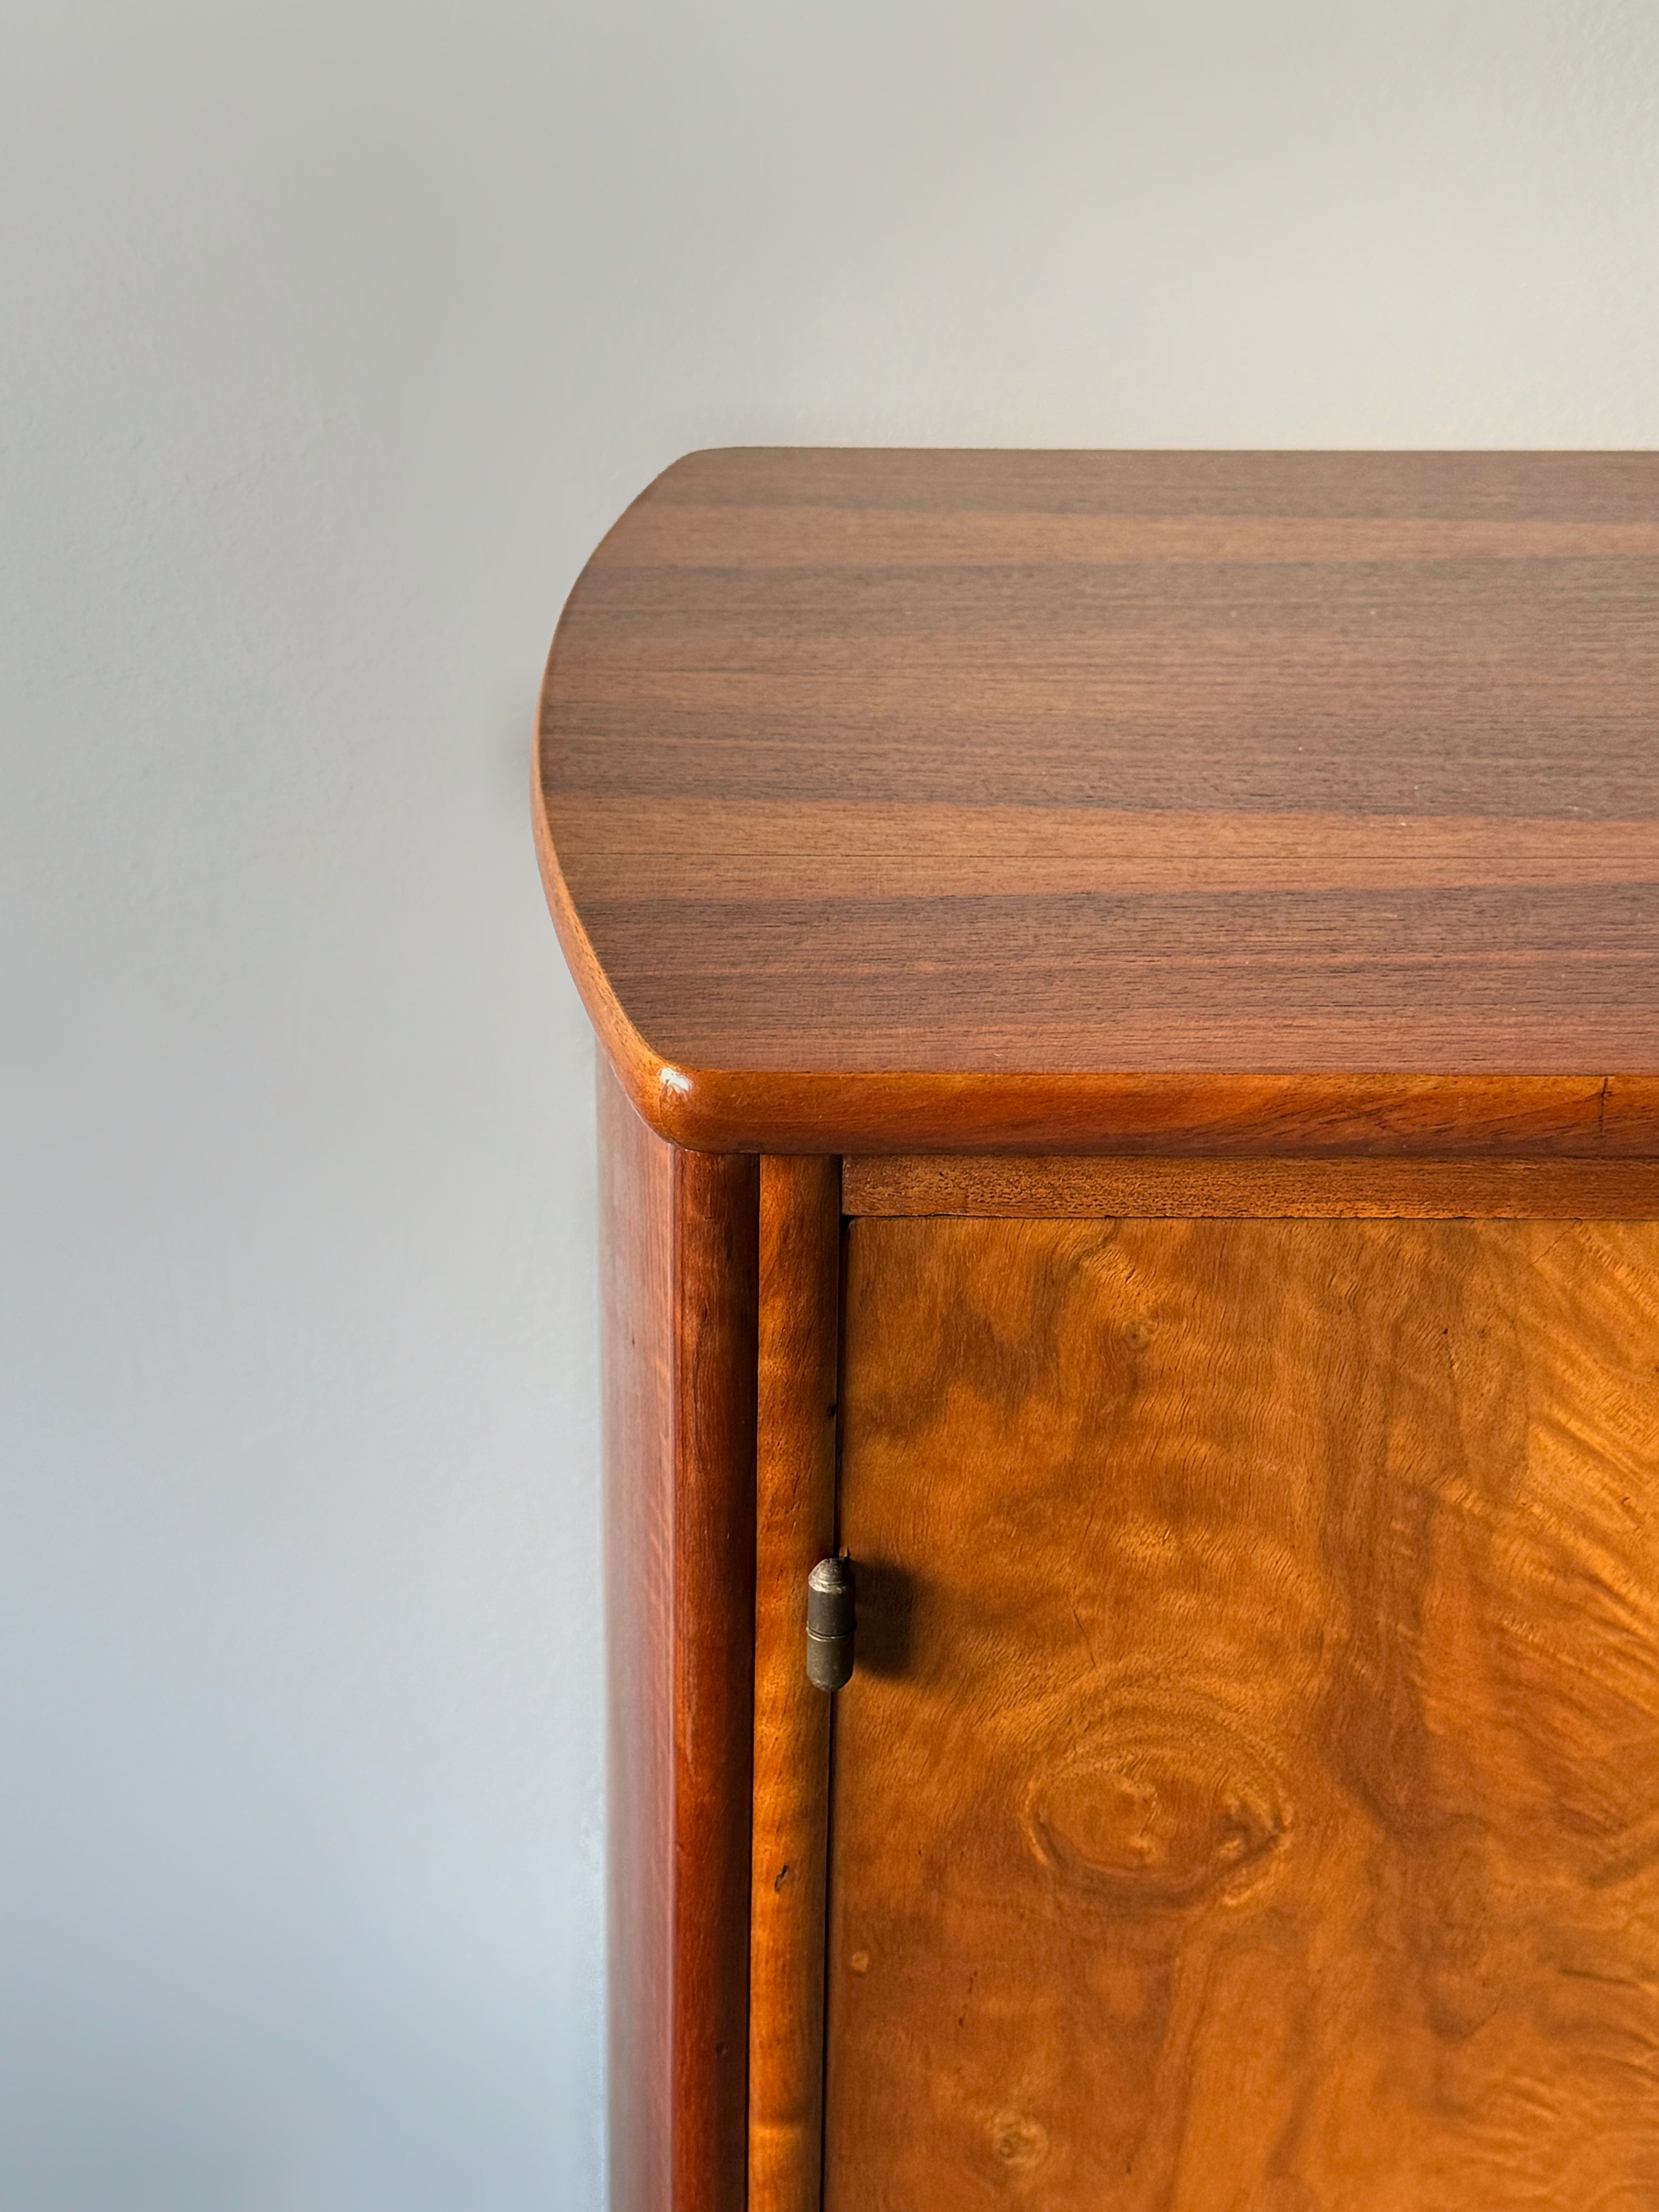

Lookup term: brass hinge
[806,1556,856,1691]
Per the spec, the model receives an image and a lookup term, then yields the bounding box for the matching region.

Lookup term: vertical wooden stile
[672,1144,761,2212]
[599,1066,759,2212]
[748,1158,842,2212]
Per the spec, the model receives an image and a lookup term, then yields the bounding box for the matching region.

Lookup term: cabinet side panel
[602,1069,761,2212]
[749,1159,841,2212]
[672,1146,761,2212]
[599,1063,675,2212]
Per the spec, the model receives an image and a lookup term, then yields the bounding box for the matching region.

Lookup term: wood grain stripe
[843,1154,1659,1220]
[593,506,1659,570]
[558,799,1659,902]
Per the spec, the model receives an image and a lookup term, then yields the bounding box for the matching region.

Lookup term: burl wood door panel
[826,1218,1659,2212]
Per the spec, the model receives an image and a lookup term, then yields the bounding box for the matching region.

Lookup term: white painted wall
[2,2,1655,2204]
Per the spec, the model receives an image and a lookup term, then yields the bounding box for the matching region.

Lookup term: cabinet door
[825,1218,1659,2211]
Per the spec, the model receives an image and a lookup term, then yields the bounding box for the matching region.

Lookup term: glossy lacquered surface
[747,1159,840,2212]
[538,448,1659,1155]
[598,1069,757,2212]
[843,1152,1659,1218]
[827,1214,1659,2209]
[558,453,1659,2212]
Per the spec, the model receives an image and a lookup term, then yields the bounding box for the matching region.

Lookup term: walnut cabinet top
[534,448,1659,1157]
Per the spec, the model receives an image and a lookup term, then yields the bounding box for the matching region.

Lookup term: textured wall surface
[2,2,1656,2205]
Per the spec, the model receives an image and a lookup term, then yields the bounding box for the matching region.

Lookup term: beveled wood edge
[748,1159,841,2212]
[844,1153,1659,1219]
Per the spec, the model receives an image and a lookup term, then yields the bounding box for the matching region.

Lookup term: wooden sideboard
[535,449,1659,2212]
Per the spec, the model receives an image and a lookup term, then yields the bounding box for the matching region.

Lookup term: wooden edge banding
[749,1159,841,2212]
[672,1144,761,2212]
[843,1154,1659,1219]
